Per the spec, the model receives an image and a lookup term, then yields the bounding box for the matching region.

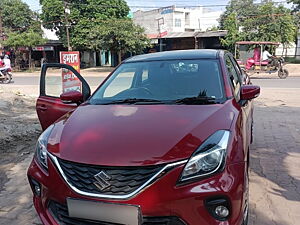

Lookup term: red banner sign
[59,51,81,93]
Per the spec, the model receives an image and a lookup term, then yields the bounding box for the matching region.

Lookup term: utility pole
[0,9,3,56]
[0,10,3,42]
[157,18,164,52]
[64,1,72,51]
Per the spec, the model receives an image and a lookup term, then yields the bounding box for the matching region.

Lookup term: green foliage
[39,0,138,50]
[221,0,298,51]
[289,0,300,11]
[3,30,46,48]
[90,19,151,54]
[0,0,37,31]
[220,13,241,52]
[219,0,256,29]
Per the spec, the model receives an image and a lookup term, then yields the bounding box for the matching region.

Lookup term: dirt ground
[0,76,300,224]
[0,87,41,224]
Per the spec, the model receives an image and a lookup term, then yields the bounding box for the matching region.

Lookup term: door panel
[230,55,252,149]
[36,96,77,130]
[37,63,91,130]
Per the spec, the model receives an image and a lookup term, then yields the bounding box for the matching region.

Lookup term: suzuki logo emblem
[93,171,111,191]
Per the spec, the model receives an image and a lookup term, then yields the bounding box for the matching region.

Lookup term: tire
[278,69,289,79]
[3,73,12,84]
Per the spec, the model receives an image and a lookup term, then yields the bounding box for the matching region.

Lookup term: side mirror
[60,91,83,104]
[240,85,260,100]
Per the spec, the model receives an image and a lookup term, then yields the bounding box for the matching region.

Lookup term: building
[133,5,225,52]
[134,5,222,38]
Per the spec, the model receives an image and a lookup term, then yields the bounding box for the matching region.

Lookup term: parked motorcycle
[0,68,12,84]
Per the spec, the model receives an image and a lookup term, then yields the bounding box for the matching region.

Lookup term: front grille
[57,158,164,196]
[49,201,186,225]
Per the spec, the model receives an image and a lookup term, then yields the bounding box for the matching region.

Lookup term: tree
[220,13,241,52]
[0,0,37,31]
[289,0,300,11]
[89,19,151,63]
[219,0,256,29]
[3,30,47,69]
[39,0,130,49]
[289,0,300,30]
[221,1,297,52]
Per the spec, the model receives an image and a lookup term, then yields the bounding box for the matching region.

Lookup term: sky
[23,0,231,12]
[23,0,292,13]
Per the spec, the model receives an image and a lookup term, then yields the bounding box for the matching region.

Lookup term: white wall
[133,6,223,35]
[134,7,174,35]
[297,32,300,59]
[275,43,296,57]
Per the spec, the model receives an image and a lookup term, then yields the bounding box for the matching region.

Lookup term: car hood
[48,102,235,166]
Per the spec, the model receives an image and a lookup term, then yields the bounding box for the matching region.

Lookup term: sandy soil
[0,87,41,190]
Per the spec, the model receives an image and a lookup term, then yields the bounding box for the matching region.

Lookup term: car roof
[124,49,222,63]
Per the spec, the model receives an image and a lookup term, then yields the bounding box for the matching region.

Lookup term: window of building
[175,18,181,27]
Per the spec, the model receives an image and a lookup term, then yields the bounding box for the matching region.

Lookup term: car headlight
[179,130,230,182]
[35,124,54,170]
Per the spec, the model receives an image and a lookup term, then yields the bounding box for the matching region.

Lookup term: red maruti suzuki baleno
[27,50,260,225]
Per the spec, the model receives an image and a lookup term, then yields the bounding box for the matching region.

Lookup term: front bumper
[27,157,246,225]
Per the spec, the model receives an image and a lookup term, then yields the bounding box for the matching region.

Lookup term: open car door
[37,63,91,130]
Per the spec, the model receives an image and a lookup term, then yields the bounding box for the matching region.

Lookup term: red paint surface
[47,102,235,166]
[28,158,246,225]
[30,50,257,225]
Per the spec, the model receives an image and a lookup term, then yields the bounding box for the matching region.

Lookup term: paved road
[10,75,300,89]
[11,76,106,87]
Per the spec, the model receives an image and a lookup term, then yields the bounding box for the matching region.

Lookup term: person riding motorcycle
[0,55,11,76]
[262,46,277,68]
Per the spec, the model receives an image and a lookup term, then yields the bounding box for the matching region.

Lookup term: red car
[27,50,260,225]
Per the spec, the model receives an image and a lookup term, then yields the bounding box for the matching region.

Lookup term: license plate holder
[67,198,142,225]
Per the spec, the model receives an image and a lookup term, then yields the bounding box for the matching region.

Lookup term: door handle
[37,105,47,111]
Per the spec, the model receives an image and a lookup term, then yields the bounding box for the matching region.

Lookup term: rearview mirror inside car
[240,85,260,100]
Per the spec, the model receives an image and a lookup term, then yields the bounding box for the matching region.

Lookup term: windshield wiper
[101,98,165,105]
[174,96,218,105]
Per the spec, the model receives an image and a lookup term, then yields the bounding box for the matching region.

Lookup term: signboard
[157,18,168,38]
[160,6,174,15]
[33,46,54,51]
[59,51,81,93]
[158,24,168,37]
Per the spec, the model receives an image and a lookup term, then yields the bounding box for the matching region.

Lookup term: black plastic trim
[40,63,91,101]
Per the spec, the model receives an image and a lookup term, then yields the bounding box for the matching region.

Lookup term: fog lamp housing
[204,196,231,221]
[28,176,42,197]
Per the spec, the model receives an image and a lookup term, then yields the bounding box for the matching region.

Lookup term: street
[0,74,300,225]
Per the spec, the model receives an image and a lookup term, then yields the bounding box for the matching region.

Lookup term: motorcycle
[235,41,289,79]
[0,68,13,84]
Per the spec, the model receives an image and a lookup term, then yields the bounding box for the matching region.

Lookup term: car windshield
[89,59,225,105]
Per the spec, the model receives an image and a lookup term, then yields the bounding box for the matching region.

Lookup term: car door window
[45,67,82,98]
[225,55,241,100]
